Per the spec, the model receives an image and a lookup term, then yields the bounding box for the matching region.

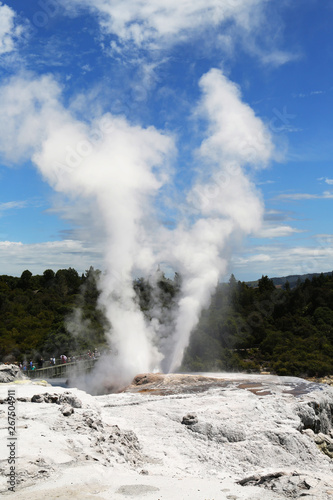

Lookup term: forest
[181,273,333,377]
[0,267,332,377]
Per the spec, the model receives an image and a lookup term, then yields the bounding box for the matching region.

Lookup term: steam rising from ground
[0,68,273,389]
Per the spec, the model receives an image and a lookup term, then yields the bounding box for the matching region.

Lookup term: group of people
[59,350,100,364]
[18,349,101,371]
[20,360,38,371]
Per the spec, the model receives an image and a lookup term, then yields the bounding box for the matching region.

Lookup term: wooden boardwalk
[26,358,98,379]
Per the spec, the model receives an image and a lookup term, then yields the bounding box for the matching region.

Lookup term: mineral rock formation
[0,373,332,499]
[0,364,26,383]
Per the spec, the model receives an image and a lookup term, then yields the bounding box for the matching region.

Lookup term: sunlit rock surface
[0,373,332,499]
[0,364,26,383]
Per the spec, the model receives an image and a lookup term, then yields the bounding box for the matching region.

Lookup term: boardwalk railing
[26,358,98,379]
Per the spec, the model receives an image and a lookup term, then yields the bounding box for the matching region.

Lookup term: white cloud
[0,200,27,214]
[0,3,22,55]
[275,191,333,201]
[233,243,333,279]
[259,49,299,67]
[255,224,303,238]
[60,0,292,65]
[293,90,325,99]
[237,253,272,264]
[0,240,102,276]
[315,234,333,240]
[61,0,261,45]
[264,209,294,222]
[258,180,275,185]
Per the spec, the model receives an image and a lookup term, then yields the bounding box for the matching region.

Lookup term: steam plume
[0,69,273,388]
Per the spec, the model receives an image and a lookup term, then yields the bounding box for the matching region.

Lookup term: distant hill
[246,271,333,289]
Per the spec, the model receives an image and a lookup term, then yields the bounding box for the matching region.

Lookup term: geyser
[0,68,273,389]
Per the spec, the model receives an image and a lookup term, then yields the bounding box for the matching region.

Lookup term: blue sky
[0,0,333,281]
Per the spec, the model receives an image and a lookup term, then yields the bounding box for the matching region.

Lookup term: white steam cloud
[0,68,273,389]
[157,69,273,372]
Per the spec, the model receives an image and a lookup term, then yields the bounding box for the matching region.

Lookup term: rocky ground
[307,375,333,387]
[0,370,333,499]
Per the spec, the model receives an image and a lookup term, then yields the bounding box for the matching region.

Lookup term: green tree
[18,270,33,290]
[258,275,275,294]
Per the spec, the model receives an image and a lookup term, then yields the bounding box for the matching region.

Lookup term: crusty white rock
[0,373,332,499]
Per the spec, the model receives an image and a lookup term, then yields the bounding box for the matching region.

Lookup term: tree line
[181,273,333,377]
[0,267,105,362]
[0,267,332,377]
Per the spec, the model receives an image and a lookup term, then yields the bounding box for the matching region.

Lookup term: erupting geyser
[0,69,273,390]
